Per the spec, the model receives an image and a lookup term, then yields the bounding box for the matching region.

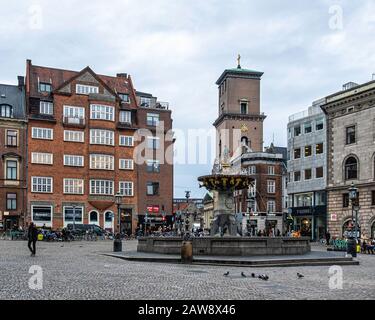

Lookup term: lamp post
[72,205,76,232]
[115,192,123,236]
[113,192,123,253]
[348,182,359,257]
[185,191,191,236]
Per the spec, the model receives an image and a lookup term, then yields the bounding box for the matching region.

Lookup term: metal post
[72,205,76,232]
[355,208,359,243]
[117,204,121,236]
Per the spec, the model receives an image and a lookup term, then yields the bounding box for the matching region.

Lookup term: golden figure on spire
[237,54,241,69]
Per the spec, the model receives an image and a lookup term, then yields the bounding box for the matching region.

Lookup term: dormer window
[119,93,130,103]
[240,101,248,114]
[39,82,52,93]
[76,84,99,95]
[0,104,13,118]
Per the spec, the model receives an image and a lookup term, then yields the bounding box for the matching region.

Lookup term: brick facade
[25,60,173,234]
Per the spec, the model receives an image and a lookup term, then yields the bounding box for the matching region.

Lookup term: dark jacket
[28,225,38,241]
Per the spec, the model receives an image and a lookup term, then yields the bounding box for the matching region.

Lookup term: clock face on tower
[225,197,234,209]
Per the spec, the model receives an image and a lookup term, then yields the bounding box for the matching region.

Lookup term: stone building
[0,78,27,230]
[287,99,327,240]
[202,193,214,231]
[25,60,173,233]
[321,80,375,239]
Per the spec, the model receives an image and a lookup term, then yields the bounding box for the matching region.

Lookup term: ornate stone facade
[321,81,375,238]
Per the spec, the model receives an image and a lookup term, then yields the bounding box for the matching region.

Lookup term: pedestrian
[325,231,331,246]
[28,222,38,257]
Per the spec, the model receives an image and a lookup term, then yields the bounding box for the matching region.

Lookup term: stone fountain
[198,157,252,237]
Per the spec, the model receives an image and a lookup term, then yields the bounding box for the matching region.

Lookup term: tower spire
[237,54,241,69]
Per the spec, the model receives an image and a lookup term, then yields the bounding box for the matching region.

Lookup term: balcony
[117,121,134,130]
[63,116,86,128]
[140,101,169,110]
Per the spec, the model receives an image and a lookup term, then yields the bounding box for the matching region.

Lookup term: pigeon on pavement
[241,272,247,278]
[297,273,304,279]
[223,271,230,277]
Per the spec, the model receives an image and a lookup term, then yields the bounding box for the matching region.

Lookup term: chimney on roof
[117,73,128,79]
[18,76,25,89]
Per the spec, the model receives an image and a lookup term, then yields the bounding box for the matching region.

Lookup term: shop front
[291,206,327,241]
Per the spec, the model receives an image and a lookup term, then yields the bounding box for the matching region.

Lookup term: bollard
[113,233,122,252]
[181,241,193,264]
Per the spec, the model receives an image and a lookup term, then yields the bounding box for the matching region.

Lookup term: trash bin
[346,238,356,257]
[113,234,122,252]
[181,241,193,264]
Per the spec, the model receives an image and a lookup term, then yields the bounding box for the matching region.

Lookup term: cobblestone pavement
[0,240,374,300]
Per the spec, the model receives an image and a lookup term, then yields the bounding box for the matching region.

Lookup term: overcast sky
[1,0,375,198]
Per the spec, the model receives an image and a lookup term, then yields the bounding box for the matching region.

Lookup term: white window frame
[90,104,115,122]
[119,159,134,170]
[267,200,276,213]
[119,110,132,124]
[147,136,160,149]
[267,180,276,194]
[40,101,54,115]
[119,135,134,147]
[76,84,99,95]
[63,206,84,227]
[64,155,84,167]
[90,154,114,170]
[32,127,53,140]
[31,152,53,165]
[63,178,84,195]
[90,129,114,146]
[63,105,85,119]
[90,180,114,195]
[31,176,53,193]
[64,130,85,143]
[268,166,275,175]
[119,181,134,197]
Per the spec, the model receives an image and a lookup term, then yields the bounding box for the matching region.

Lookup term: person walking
[28,222,38,257]
[325,231,331,246]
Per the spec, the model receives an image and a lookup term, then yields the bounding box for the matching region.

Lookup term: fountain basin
[137,237,311,256]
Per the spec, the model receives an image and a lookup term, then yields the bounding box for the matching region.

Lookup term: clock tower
[214,60,266,159]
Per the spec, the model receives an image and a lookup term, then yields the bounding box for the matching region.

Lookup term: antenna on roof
[237,54,241,69]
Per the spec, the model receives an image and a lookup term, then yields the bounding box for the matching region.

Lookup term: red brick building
[25,60,173,233]
[135,91,174,230]
[0,78,27,230]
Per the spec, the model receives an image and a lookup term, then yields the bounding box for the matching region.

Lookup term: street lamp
[115,192,123,236]
[72,205,76,232]
[185,191,191,235]
[348,182,359,257]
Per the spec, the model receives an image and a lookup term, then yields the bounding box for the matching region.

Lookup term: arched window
[241,136,249,147]
[0,104,13,118]
[345,156,358,180]
[90,211,98,223]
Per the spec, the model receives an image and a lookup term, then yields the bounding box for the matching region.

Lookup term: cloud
[0,0,374,197]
